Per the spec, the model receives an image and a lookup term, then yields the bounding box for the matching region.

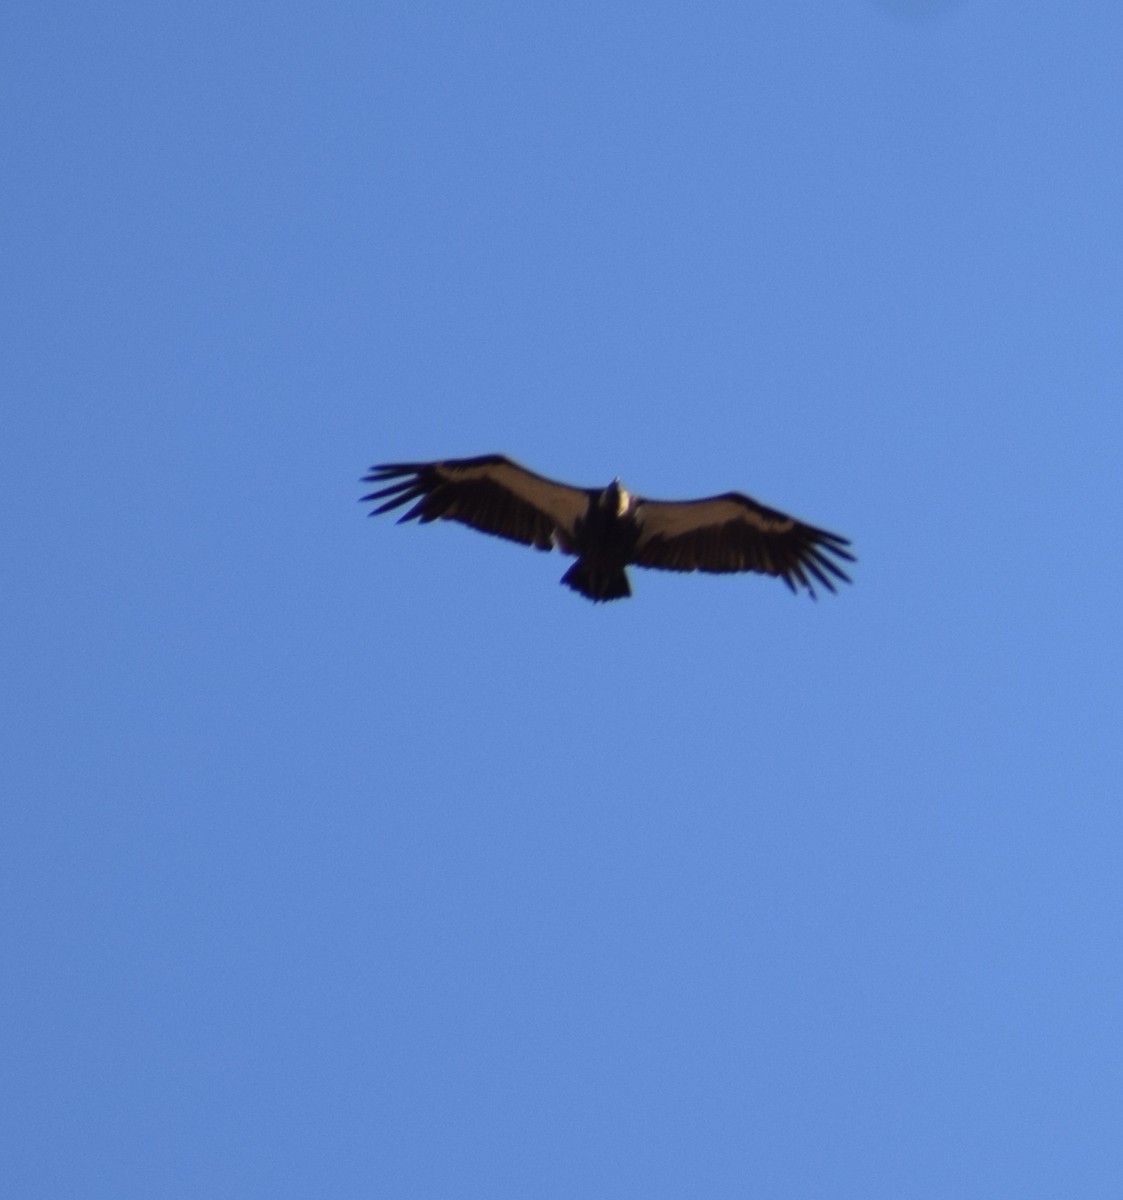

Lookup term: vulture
[362,454,854,603]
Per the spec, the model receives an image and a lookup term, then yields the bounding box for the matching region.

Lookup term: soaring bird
[362,454,854,603]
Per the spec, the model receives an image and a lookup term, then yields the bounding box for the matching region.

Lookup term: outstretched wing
[361,455,590,552]
[632,491,854,597]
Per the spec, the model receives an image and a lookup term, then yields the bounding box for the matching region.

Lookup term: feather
[362,455,590,551]
[631,492,854,598]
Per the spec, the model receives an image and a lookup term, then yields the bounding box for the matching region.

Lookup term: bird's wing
[361,455,590,552]
[632,491,855,597]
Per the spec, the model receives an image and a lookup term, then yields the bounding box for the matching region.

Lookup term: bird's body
[558,479,640,600]
[362,454,854,603]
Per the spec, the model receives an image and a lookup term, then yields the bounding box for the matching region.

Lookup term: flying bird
[362,454,854,603]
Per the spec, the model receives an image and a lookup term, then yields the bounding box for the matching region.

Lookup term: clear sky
[4,1,1122,1196]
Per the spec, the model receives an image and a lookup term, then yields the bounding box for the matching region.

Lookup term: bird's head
[601,477,632,517]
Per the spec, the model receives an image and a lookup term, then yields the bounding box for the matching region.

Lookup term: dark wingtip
[361,462,424,486]
[803,559,837,595]
[370,491,421,516]
[362,479,416,502]
[361,463,427,513]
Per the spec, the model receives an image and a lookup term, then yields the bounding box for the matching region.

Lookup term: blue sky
[4,1,1122,1195]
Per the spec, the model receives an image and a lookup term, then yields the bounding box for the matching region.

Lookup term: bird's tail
[560,559,632,602]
